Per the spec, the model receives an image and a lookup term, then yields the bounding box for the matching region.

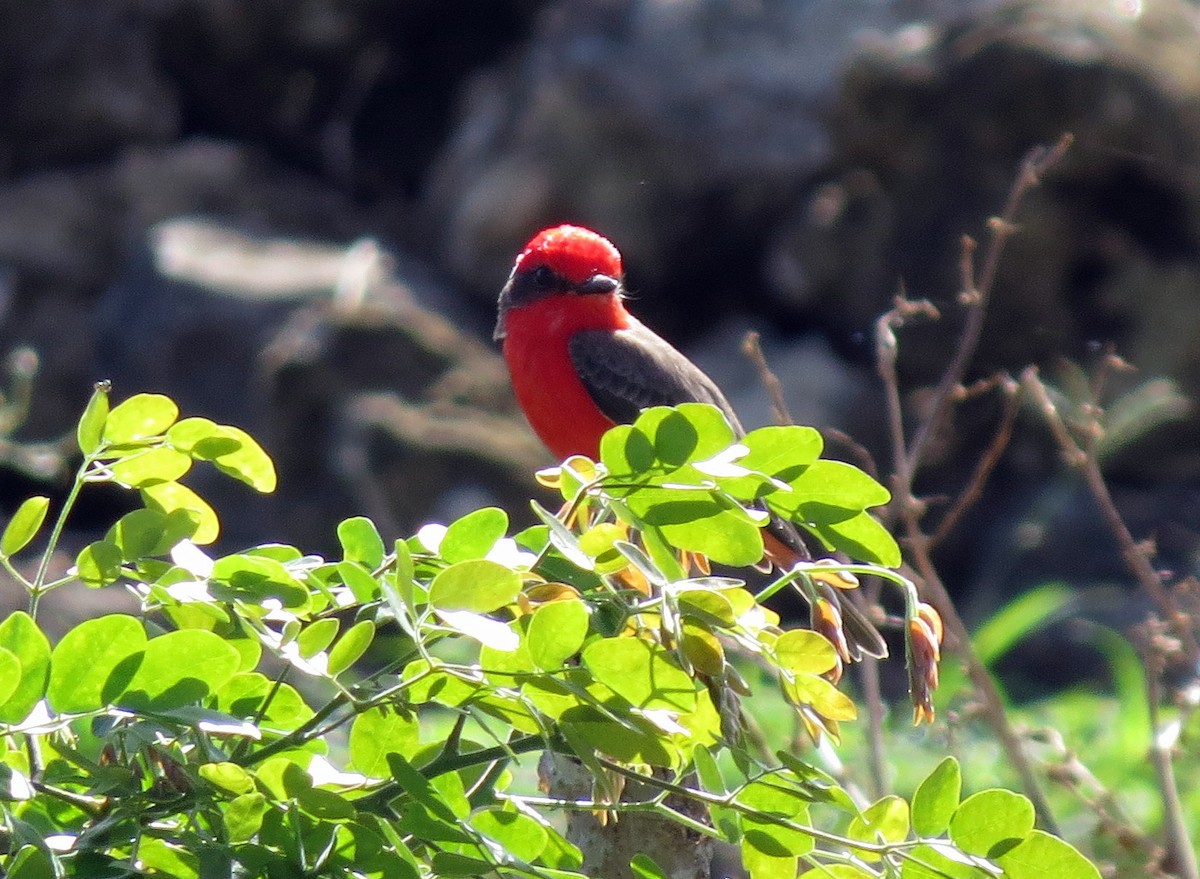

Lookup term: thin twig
[742,331,794,425]
[1021,367,1198,664]
[929,375,1021,549]
[879,138,1075,833]
[905,134,1073,476]
[1142,642,1200,879]
[744,329,890,797]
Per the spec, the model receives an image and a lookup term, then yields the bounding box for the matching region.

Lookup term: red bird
[495,224,886,659]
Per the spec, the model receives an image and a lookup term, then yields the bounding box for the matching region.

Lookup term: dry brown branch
[879,137,1075,834]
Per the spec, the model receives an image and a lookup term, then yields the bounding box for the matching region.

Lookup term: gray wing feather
[568,323,744,434]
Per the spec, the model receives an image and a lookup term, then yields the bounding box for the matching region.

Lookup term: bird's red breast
[502,291,632,460]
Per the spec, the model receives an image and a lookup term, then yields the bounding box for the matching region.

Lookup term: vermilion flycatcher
[495,224,886,659]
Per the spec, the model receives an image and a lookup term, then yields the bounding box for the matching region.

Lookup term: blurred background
[3,0,1200,688]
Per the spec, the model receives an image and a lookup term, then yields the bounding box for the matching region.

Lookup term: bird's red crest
[514,225,623,286]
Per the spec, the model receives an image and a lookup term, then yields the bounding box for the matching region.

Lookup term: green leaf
[386,753,462,824]
[295,787,355,821]
[169,418,276,492]
[210,553,309,608]
[774,629,838,676]
[441,507,508,563]
[630,853,670,879]
[737,774,814,858]
[6,845,54,879]
[470,807,549,862]
[531,500,595,570]
[582,638,697,712]
[141,481,219,544]
[338,516,385,568]
[741,840,798,879]
[103,393,179,443]
[429,559,521,613]
[297,618,339,659]
[786,460,891,511]
[527,599,589,670]
[949,789,1035,857]
[1,496,49,557]
[349,707,420,777]
[136,838,198,879]
[785,673,857,721]
[337,560,380,603]
[0,613,51,724]
[912,757,961,837]
[805,510,901,568]
[223,792,268,843]
[106,507,168,561]
[720,425,823,497]
[109,447,192,488]
[47,614,146,712]
[848,795,910,856]
[121,629,242,710]
[76,539,123,587]
[600,423,656,477]
[328,620,375,676]
[77,383,111,454]
[994,829,1102,879]
[628,489,764,567]
[0,648,21,706]
[199,762,256,795]
[644,404,738,466]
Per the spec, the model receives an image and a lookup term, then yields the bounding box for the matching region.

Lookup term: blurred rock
[773,0,1200,385]
[96,218,544,552]
[426,0,981,336]
[1,0,179,172]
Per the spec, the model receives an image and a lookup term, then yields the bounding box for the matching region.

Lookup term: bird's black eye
[532,265,558,289]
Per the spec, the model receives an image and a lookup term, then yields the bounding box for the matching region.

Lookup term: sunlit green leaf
[804,510,901,568]
[1,496,49,558]
[106,507,168,561]
[527,599,589,670]
[210,553,308,608]
[429,559,521,613]
[0,613,50,724]
[470,807,549,863]
[338,516,385,568]
[628,489,763,567]
[47,614,146,712]
[328,620,375,676]
[441,507,508,563]
[136,838,199,879]
[848,795,910,860]
[350,707,420,777]
[912,757,961,837]
[141,481,219,544]
[76,539,123,588]
[720,425,823,498]
[995,829,1101,879]
[0,648,20,706]
[121,629,242,710]
[297,618,339,659]
[582,638,697,712]
[109,447,192,488]
[630,853,670,879]
[223,792,268,843]
[199,762,256,795]
[104,393,179,443]
[774,629,837,676]
[949,789,1034,857]
[77,383,111,455]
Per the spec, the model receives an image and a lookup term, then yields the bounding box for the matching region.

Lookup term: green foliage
[0,393,1102,879]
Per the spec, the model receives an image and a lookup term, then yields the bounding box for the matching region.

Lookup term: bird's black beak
[578,273,620,295]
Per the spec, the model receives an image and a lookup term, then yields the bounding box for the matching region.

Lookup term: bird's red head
[513,225,623,287]
[495,225,626,340]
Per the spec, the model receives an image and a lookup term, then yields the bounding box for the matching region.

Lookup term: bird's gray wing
[568,323,744,433]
